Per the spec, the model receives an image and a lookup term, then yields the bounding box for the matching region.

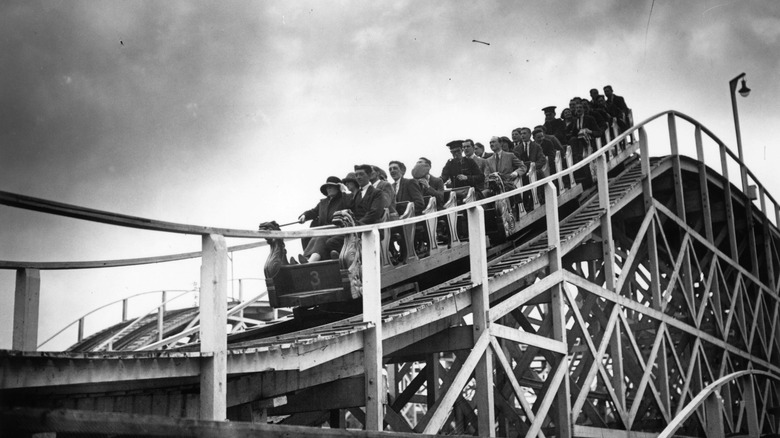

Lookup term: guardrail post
[122,299,128,322]
[13,268,40,351]
[759,187,776,290]
[596,154,625,408]
[158,291,166,342]
[467,205,495,437]
[640,127,671,414]
[545,182,572,438]
[694,125,714,242]
[361,228,383,431]
[719,142,739,261]
[200,233,228,421]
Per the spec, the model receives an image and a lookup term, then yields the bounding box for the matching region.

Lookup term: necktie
[524,142,529,156]
[393,181,399,194]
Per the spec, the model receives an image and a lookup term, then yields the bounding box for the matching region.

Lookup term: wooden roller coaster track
[2,110,780,437]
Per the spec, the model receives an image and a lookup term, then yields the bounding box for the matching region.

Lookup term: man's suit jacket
[373,180,397,216]
[565,114,602,141]
[607,94,629,116]
[544,118,567,145]
[513,141,547,179]
[351,185,386,225]
[418,175,445,208]
[487,152,526,188]
[538,137,564,174]
[394,177,425,214]
[466,154,490,190]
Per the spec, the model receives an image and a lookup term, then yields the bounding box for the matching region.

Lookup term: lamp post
[729,72,751,193]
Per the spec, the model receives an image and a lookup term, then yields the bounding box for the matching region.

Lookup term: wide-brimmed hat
[320,176,342,195]
[342,172,358,186]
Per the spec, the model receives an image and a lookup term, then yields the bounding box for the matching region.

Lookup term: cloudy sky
[2,1,779,349]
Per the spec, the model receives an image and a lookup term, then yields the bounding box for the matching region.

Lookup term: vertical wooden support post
[545,182,572,438]
[670,116,696,320]
[719,143,739,261]
[158,291,166,342]
[704,392,725,437]
[759,187,776,290]
[361,228,384,431]
[13,268,41,351]
[467,205,495,437]
[669,115,686,221]
[426,354,440,408]
[640,129,671,415]
[200,233,228,421]
[77,318,84,343]
[743,375,760,437]
[596,155,625,408]
[745,191,760,278]
[122,298,128,322]
[695,126,714,243]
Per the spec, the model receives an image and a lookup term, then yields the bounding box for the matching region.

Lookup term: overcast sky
[2,1,779,349]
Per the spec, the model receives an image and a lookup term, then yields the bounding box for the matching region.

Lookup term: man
[388,160,425,214]
[566,102,602,163]
[512,127,546,179]
[325,164,386,256]
[589,88,600,106]
[413,157,445,207]
[603,85,630,129]
[463,139,489,190]
[534,124,566,152]
[370,165,397,218]
[533,127,564,175]
[474,142,491,158]
[542,106,567,145]
[487,136,525,189]
[441,140,484,192]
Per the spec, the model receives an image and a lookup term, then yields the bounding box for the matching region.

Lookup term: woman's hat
[342,172,358,186]
[320,176,342,195]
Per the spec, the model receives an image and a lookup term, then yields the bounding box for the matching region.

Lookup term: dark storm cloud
[0,2,282,204]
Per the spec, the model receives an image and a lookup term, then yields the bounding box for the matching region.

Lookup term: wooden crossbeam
[419,332,490,434]
[1,408,473,437]
[489,337,546,438]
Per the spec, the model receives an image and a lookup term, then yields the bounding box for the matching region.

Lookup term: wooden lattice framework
[2,111,780,437]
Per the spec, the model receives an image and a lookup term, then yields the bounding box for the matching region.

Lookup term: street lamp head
[738,78,751,97]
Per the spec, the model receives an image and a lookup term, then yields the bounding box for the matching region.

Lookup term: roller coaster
[2,110,779,437]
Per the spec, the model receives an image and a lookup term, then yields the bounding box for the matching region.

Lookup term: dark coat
[544,118,568,145]
[418,175,445,208]
[513,141,547,178]
[441,157,485,190]
[302,192,350,226]
[394,177,425,214]
[350,184,386,225]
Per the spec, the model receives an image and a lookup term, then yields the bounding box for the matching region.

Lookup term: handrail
[0,241,267,271]
[36,289,193,349]
[3,110,769,244]
[135,289,273,351]
[91,290,200,352]
[657,369,780,438]
[3,110,775,259]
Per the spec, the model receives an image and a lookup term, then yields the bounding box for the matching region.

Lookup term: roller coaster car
[262,160,577,310]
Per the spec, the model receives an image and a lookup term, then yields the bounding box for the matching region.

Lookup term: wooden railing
[3,109,779,426]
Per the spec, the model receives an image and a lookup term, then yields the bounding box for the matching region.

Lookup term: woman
[298,176,350,262]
